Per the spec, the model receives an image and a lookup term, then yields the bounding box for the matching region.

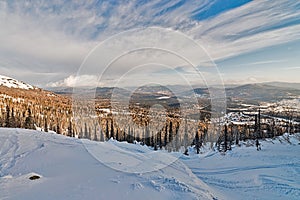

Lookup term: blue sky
[0,0,299,87]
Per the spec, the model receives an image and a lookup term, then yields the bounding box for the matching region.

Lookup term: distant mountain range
[225,83,300,102]
[47,81,300,104]
[0,74,299,138]
[190,83,300,103]
[261,82,300,90]
[1,74,299,107]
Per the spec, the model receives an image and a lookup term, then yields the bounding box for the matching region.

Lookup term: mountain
[226,83,300,102]
[48,86,131,99]
[189,83,300,103]
[45,87,74,95]
[262,82,300,90]
[0,75,36,90]
[0,75,72,135]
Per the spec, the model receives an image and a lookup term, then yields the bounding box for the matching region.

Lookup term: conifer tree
[10,107,16,128]
[100,128,104,142]
[258,108,261,138]
[168,121,173,150]
[175,124,180,151]
[84,122,88,138]
[145,122,150,146]
[153,131,158,151]
[164,123,168,147]
[224,124,228,151]
[56,121,61,134]
[5,105,10,128]
[24,108,35,129]
[94,125,98,141]
[44,117,48,132]
[105,120,109,140]
[110,119,114,139]
[116,128,120,141]
[183,118,189,152]
[157,131,162,149]
[195,130,200,154]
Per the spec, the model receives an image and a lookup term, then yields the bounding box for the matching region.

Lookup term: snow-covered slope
[0,75,35,90]
[0,128,217,200]
[0,128,299,200]
[183,134,300,200]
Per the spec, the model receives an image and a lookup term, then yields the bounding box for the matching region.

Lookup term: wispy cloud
[285,66,300,70]
[189,0,300,60]
[243,60,287,66]
[0,0,299,86]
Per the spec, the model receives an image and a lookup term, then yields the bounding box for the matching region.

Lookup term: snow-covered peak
[0,75,35,90]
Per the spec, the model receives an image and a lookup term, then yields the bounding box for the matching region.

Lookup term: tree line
[1,88,299,155]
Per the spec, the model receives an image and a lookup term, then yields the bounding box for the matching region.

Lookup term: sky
[0,0,299,88]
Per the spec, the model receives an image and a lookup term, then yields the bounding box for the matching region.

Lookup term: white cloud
[0,0,300,86]
[47,74,99,88]
[223,77,262,85]
[0,12,93,66]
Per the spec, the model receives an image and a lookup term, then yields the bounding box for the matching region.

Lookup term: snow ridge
[0,75,35,90]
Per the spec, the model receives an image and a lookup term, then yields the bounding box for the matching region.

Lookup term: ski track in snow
[0,133,19,177]
[192,163,300,175]
[182,135,300,200]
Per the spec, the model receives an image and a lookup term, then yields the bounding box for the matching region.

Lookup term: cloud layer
[0,0,299,87]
